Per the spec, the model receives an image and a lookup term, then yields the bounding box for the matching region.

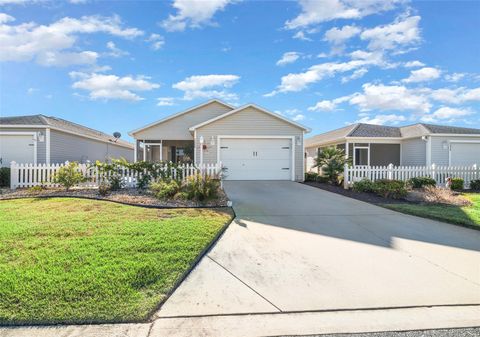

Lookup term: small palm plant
[313,146,350,185]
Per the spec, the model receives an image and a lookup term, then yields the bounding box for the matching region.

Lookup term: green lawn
[0,198,233,325]
[383,193,480,229]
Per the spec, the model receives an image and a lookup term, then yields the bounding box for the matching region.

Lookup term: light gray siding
[401,137,426,166]
[50,130,133,163]
[195,107,305,181]
[0,127,47,164]
[430,135,480,165]
[132,101,232,140]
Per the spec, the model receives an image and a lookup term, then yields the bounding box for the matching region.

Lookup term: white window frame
[216,135,296,181]
[0,131,38,165]
[142,141,163,162]
[353,143,370,166]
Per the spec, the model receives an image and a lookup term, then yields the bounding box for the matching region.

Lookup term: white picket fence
[9,161,222,189]
[344,164,480,189]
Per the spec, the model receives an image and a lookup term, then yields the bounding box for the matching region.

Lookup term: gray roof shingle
[348,123,402,137]
[0,114,133,148]
[420,123,480,134]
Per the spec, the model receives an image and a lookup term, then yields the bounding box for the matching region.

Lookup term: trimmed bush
[352,179,375,193]
[305,172,319,181]
[408,176,436,189]
[98,182,111,196]
[449,177,464,191]
[150,179,182,200]
[372,179,407,199]
[470,179,480,191]
[53,162,86,191]
[183,174,220,201]
[0,167,10,188]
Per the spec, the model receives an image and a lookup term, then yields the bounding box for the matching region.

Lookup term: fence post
[10,161,18,189]
[431,163,436,182]
[343,164,349,189]
[387,163,393,180]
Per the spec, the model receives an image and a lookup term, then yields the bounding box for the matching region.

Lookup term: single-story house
[129,99,310,181]
[0,114,134,166]
[305,123,480,171]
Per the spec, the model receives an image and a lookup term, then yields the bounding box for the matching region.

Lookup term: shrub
[470,179,480,191]
[108,175,124,191]
[183,174,220,201]
[98,182,111,196]
[53,162,86,191]
[150,179,182,200]
[313,147,351,185]
[0,167,10,187]
[372,179,407,199]
[408,176,436,189]
[352,179,375,193]
[449,177,464,191]
[305,172,318,181]
[28,185,45,193]
[316,175,329,183]
[421,186,471,206]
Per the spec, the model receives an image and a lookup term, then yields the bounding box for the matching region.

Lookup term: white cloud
[360,15,421,51]
[404,60,425,68]
[285,0,402,30]
[292,31,312,41]
[349,83,431,113]
[324,25,361,44]
[157,97,175,106]
[160,0,234,32]
[429,87,480,104]
[341,67,367,83]
[308,95,351,112]
[355,113,406,125]
[292,114,305,121]
[146,33,164,50]
[172,74,240,100]
[0,13,143,66]
[105,41,129,58]
[70,71,159,101]
[276,52,301,66]
[445,72,466,82]
[421,106,474,123]
[402,67,441,83]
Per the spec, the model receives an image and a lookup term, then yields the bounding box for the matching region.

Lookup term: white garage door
[450,142,480,166]
[0,134,35,167]
[219,138,292,180]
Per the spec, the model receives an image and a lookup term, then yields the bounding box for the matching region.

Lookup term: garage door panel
[220,138,292,180]
[0,135,35,167]
[450,143,480,166]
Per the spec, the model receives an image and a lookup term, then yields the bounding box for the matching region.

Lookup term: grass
[383,193,480,229]
[0,198,233,325]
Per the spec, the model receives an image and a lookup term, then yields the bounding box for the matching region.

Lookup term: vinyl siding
[0,127,47,164]
[401,137,426,166]
[132,101,233,140]
[430,135,480,165]
[195,106,304,181]
[50,130,133,163]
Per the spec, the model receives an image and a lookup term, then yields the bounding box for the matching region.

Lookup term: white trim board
[216,135,296,181]
[128,99,235,136]
[189,104,311,132]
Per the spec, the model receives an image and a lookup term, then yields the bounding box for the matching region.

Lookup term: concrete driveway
[157,181,480,317]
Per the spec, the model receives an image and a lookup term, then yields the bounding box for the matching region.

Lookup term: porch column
[160,140,163,161]
[345,141,349,160]
[134,140,137,162]
[143,140,146,161]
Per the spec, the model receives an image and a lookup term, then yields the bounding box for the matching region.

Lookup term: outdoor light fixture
[442,141,448,150]
[199,136,204,144]
[37,131,44,142]
[296,136,302,146]
[210,136,216,146]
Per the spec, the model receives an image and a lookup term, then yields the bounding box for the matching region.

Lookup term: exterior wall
[430,135,480,165]
[132,101,233,140]
[195,107,305,181]
[401,137,426,166]
[305,146,318,172]
[0,127,47,164]
[50,130,133,163]
[370,144,400,166]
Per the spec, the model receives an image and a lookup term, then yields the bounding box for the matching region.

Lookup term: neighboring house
[129,99,310,181]
[305,123,480,171]
[0,115,134,166]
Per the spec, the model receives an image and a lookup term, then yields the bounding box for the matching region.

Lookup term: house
[129,99,310,181]
[305,123,480,171]
[0,115,134,166]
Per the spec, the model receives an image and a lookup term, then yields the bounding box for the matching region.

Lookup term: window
[353,144,370,166]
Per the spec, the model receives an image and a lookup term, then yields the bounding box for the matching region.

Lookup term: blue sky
[1,0,479,142]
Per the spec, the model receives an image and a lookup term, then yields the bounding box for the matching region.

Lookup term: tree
[313,147,350,185]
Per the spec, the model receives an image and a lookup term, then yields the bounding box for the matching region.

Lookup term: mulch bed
[303,181,412,205]
[0,187,230,208]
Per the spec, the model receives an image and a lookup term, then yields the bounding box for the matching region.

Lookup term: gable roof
[305,122,480,147]
[1,114,133,148]
[128,99,235,136]
[188,103,311,132]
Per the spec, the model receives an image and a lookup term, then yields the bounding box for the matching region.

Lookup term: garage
[219,138,293,180]
[0,134,36,167]
[450,142,480,166]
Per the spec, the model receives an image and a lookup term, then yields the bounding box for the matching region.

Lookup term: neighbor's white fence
[344,163,480,189]
[10,161,222,189]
